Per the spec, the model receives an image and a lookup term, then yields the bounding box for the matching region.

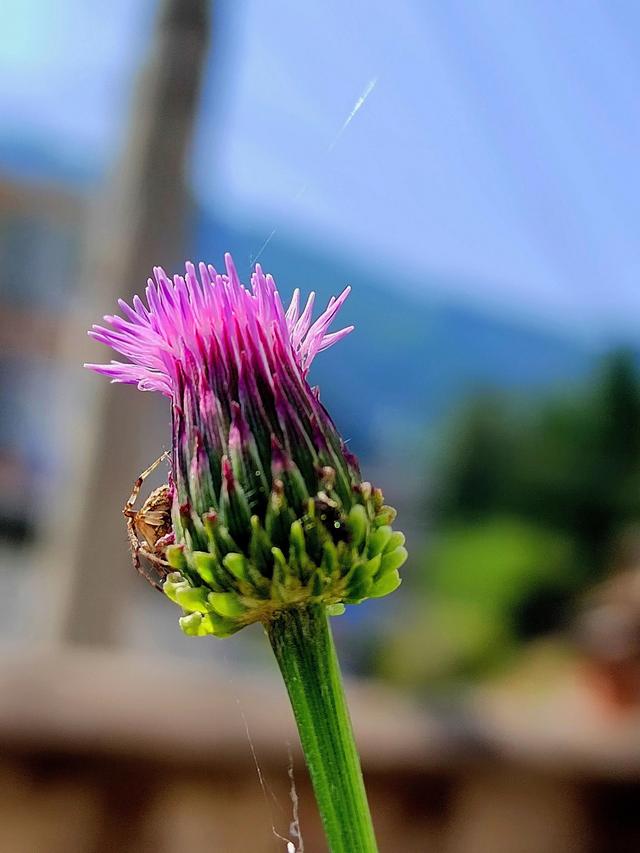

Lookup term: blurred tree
[379,518,577,690]
[436,393,517,522]
[380,350,640,690]
[438,350,640,578]
[580,350,640,559]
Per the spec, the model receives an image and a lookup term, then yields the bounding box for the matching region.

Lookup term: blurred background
[1,0,640,850]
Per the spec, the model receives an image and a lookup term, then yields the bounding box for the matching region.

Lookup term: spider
[123,453,174,591]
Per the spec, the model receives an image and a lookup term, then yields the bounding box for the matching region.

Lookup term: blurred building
[0,175,84,544]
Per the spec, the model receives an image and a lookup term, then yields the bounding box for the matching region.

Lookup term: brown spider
[123,453,174,591]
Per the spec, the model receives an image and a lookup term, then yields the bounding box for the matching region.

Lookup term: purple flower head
[87,255,406,637]
[86,253,353,396]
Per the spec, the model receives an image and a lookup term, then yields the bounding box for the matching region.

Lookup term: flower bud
[86,255,406,636]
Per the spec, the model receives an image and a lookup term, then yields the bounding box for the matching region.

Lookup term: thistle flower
[87,254,404,851]
[86,254,406,638]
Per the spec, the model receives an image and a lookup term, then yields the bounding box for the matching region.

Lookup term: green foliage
[379,596,512,688]
[437,394,518,521]
[381,518,576,687]
[439,350,640,578]
[427,518,577,615]
[382,350,640,689]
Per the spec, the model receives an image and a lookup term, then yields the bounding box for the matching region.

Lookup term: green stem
[266,604,378,853]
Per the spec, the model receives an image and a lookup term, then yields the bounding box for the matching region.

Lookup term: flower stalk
[267,604,378,853]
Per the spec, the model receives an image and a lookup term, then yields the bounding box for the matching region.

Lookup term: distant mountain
[193,210,599,461]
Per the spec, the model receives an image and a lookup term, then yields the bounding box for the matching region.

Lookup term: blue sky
[2,0,640,340]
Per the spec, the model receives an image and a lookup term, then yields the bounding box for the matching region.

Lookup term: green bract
[164,471,406,637]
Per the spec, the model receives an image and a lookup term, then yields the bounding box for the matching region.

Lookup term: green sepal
[179,610,241,638]
[326,603,346,617]
[384,531,405,552]
[369,569,402,598]
[203,512,238,558]
[343,563,373,602]
[289,519,311,581]
[374,505,397,527]
[346,504,368,550]
[166,544,187,571]
[229,426,269,514]
[175,585,212,613]
[188,455,216,527]
[367,525,393,558]
[310,569,325,598]
[192,550,222,589]
[164,574,216,614]
[271,547,290,600]
[220,472,253,547]
[249,515,274,576]
[379,546,408,576]
[208,591,247,618]
[186,509,209,554]
[364,554,382,578]
[320,540,339,580]
[300,500,325,565]
[278,459,310,514]
[265,486,296,551]
[223,552,249,581]
[179,612,213,636]
[163,572,184,604]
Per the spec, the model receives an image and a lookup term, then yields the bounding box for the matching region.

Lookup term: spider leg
[123,452,170,514]
[126,515,141,559]
[138,451,170,482]
[145,550,171,574]
[134,558,164,593]
[138,547,171,592]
